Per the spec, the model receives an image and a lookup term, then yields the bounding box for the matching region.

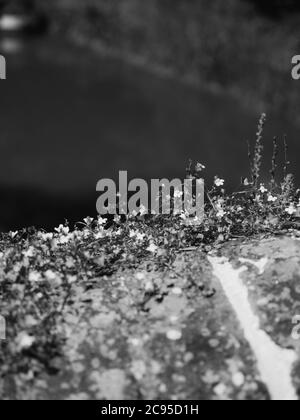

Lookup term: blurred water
[0,36,299,230]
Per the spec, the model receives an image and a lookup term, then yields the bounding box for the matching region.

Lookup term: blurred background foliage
[16,0,297,120]
[0,0,299,118]
[1,0,300,230]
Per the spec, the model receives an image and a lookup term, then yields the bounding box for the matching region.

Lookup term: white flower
[58,234,72,244]
[55,225,70,235]
[267,194,278,203]
[214,383,227,398]
[130,230,145,241]
[214,178,225,187]
[260,184,268,194]
[147,242,158,253]
[129,338,141,347]
[67,275,77,284]
[195,163,206,172]
[232,372,245,387]
[139,205,148,216]
[16,332,35,350]
[28,271,42,282]
[44,270,57,281]
[40,233,54,241]
[166,329,182,341]
[285,204,296,215]
[137,233,145,241]
[216,209,226,219]
[44,270,62,287]
[145,281,154,291]
[136,272,145,281]
[94,231,104,240]
[172,287,183,295]
[97,217,106,226]
[83,217,94,225]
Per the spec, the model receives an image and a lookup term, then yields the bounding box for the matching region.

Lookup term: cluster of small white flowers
[214,178,225,188]
[259,184,268,194]
[147,242,158,253]
[44,270,57,281]
[54,225,70,236]
[39,232,54,241]
[285,204,297,215]
[28,271,42,282]
[174,190,183,199]
[129,230,146,242]
[53,224,80,245]
[16,332,35,350]
[97,216,106,227]
[267,194,277,203]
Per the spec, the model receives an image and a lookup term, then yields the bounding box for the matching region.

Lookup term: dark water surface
[0,36,299,230]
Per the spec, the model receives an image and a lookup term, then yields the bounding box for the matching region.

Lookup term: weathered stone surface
[3,234,300,400]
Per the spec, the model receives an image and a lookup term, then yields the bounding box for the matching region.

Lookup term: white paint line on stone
[239,257,269,275]
[208,256,298,401]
